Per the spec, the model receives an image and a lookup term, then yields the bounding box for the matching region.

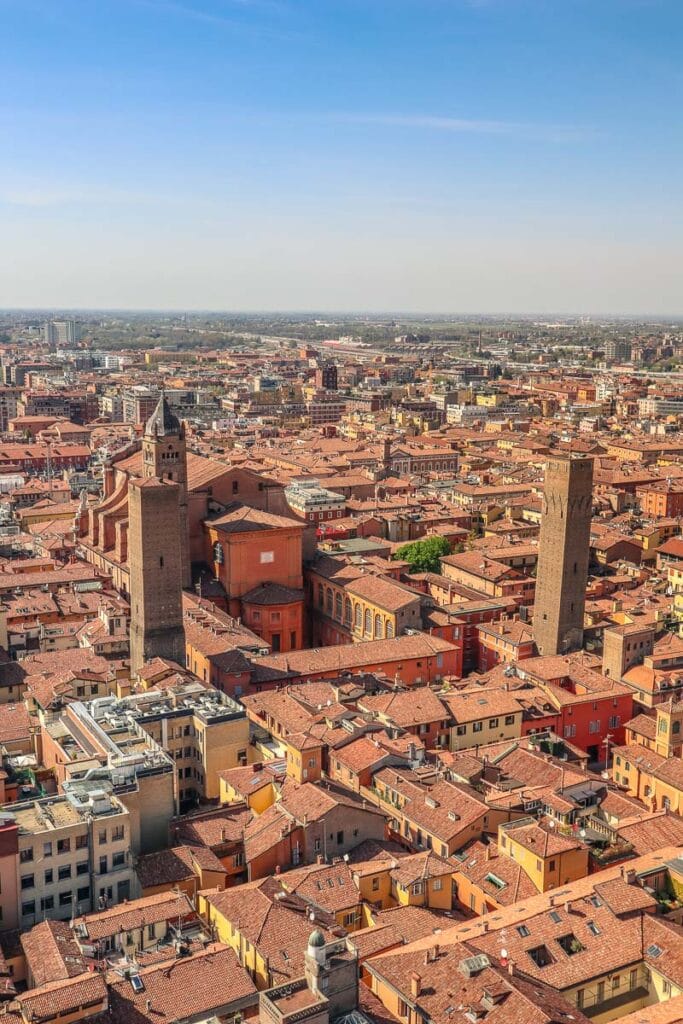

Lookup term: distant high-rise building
[533,454,593,657]
[122,387,160,425]
[315,362,338,390]
[604,338,632,364]
[44,320,81,346]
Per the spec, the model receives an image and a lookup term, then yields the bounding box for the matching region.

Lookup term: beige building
[107,684,252,804]
[41,701,176,855]
[441,687,524,751]
[9,784,136,931]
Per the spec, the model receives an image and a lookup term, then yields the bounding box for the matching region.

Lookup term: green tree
[393,535,451,574]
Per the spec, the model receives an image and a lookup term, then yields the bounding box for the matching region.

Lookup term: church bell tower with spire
[141,393,191,587]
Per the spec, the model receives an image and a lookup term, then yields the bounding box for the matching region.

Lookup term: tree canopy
[393,535,451,574]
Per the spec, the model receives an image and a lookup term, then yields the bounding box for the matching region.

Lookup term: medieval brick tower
[533,454,593,657]
[141,394,191,587]
[129,476,186,672]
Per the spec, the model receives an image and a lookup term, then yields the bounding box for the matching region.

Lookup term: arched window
[374,614,383,639]
[673,720,681,735]
[326,588,333,614]
[386,621,394,638]
[364,608,372,635]
[334,593,342,621]
[344,598,352,624]
[317,584,324,607]
[354,604,362,629]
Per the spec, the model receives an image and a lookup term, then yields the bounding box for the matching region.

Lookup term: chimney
[433,943,440,959]
[146,1000,152,1013]
[410,973,421,999]
[482,921,489,933]
[507,961,515,977]
[485,845,491,862]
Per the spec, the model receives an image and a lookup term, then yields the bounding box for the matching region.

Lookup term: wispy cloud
[326,113,593,144]
[134,0,287,30]
[135,0,239,27]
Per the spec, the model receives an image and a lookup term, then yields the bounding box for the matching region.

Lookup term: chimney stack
[410,973,421,999]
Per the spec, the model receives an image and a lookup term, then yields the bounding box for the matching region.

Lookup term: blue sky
[1,0,682,312]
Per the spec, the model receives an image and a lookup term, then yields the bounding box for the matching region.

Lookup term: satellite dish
[580,829,587,839]
[500,948,508,960]
[548,820,555,829]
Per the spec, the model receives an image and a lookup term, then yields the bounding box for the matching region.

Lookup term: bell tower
[142,394,191,587]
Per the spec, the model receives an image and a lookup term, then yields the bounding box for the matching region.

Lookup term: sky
[1,0,682,314]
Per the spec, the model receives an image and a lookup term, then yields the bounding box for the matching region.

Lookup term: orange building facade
[204,506,306,653]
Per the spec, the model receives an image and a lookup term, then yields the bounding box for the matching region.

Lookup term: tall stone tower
[533,454,593,657]
[128,476,186,673]
[141,394,191,587]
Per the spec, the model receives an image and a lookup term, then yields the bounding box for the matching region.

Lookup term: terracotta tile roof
[345,574,420,613]
[135,847,204,888]
[617,813,683,854]
[241,582,304,604]
[347,922,404,959]
[250,633,458,682]
[390,850,453,888]
[455,840,538,905]
[18,972,107,1023]
[216,760,284,796]
[210,502,304,534]
[618,992,683,1024]
[442,688,525,723]
[372,904,457,944]
[277,778,386,825]
[502,819,583,858]
[373,768,487,843]
[108,944,257,1024]
[347,838,408,875]
[202,880,335,981]
[0,701,33,743]
[115,449,233,493]
[72,892,195,942]
[20,920,87,987]
[625,712,657,740]
[367,940,593,1024]
[242,689,316,735]
[359,688,449,727]
[593,876,658,915]
[242,801,296,863]
[331,735,395,774]
[171,804,252,849]
[281,861,361,913]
